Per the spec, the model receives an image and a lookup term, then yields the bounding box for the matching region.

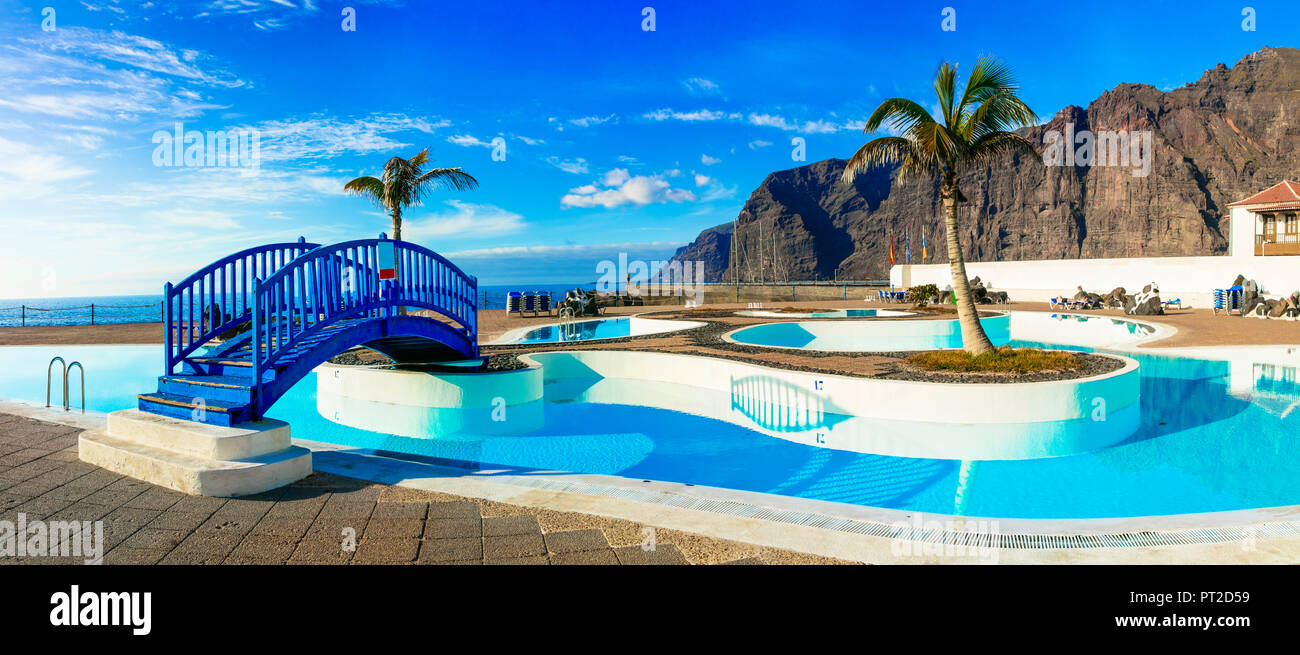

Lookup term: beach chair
[1213,287,1241,316]
[521,292,538,316]
[1049,296,1064,309]
[506,291,523,316]
[1163,298,1182,310]
[535,291,552,315]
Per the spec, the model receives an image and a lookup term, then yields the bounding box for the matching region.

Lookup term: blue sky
[0,0,1295,297]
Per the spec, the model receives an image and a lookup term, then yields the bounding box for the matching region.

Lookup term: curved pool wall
[318,349,1141,461]
[491,316,704,345]
[735,308,916,319]
[316,363,544,436]
[726,311,1157,352]
[523,350,1139,460]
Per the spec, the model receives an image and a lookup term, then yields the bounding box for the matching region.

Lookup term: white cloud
[701,154,721,166]
[147,208,242,230]
[561,168,696,209]
[748,139,773,149]
[446,133,494,148]
[401,200,525,240]
[694,173,711,186]
[546,156,589,174]
[643,108,730,122]
[254,113,449,161]
[0,136,95,198]
[568,114,616,128]
[681,77,720,96]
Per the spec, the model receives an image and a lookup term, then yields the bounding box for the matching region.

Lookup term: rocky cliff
[673,47,1300,282]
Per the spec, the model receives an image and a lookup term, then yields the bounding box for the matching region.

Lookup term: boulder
[986,291,1009,304]
[1125,283,1165,316]
[1239,279,1263,316]
[1102,287,1127,307]
[1268,298,1288,318]
[1230,274,1246,288]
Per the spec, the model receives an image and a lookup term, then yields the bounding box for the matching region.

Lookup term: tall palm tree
[343,147,478,241]
[844,56,1039,354]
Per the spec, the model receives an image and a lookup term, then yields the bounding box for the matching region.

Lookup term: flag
[922,230,927,261]
[889,234,894,267]
[906,233,911,264]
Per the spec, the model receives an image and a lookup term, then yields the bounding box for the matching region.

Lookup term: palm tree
[343,147,478,241]
[844,56,1039,354]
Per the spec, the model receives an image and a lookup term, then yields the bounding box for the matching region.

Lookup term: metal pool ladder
[46,356,85,413]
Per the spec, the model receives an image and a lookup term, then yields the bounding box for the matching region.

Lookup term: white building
[892,181,1300,307]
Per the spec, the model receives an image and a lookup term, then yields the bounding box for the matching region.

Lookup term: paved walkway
[0,412,847,565]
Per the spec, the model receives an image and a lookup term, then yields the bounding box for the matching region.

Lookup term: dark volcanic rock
[671,47,1300,281]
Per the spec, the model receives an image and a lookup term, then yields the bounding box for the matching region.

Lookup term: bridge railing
[250,235,478,416]
[164,237,319,374]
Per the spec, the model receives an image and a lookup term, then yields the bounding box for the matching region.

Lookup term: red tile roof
[1227,181,1300,210]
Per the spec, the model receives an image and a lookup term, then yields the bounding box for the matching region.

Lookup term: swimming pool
[495,316,702,344]
[726,312,1155,351]
[735,308,915,319]
[3,337,1298,520]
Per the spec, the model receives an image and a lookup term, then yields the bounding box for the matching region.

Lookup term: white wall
[892,254,1300,308]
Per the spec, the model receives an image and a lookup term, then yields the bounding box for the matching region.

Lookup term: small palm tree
[343,147,478,241]
[844,56,1039,354]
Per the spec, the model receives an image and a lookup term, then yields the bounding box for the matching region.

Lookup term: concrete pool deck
[0,409,849,565]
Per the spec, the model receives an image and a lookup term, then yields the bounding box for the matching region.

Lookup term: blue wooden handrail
[249,235,478,418]
[163,237,320,374]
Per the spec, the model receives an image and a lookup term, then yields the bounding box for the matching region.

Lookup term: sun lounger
[521,292,537,315]
[1213,287,1241,316]
[535,291,552,315]
[507,291,523,316]
[1163,298,1182,310]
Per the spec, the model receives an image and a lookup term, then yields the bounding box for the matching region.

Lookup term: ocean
[0,295,165,328]
[0,284,597,327]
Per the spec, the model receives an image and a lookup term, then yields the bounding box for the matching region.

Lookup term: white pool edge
[487,314,705,345]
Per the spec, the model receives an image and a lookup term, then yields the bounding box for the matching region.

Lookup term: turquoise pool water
[513,317,634,343]
[2,342,1298,519]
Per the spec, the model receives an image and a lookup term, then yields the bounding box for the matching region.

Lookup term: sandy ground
[4,300,1300,350]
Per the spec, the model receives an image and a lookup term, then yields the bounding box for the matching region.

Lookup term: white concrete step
[79,430,312,497]
[107,409,290,460]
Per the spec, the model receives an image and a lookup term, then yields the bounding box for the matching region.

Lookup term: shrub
[907,347,1085,374]
[908,283,939,306]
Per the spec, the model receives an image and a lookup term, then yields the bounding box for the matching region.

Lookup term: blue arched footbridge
[138,235,481,426]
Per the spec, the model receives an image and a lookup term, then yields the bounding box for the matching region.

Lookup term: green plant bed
[907,347,1085,374]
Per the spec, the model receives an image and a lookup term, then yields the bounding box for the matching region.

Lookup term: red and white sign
[377,241,397,280]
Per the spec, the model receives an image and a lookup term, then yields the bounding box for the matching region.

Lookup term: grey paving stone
[544,529,610,554]
[427,501,481,519]
[418,537,482,563]
[423,517,481,540]
[613,543,690,565]
[483,533,546,559]
[483,515,540,537]
[550,549,620,565]
[352,538,420,563]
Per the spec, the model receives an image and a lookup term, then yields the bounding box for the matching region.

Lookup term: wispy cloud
[681,77,720,96]
[545,156,589,174]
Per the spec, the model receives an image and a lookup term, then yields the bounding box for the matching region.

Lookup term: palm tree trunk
[943,191,995,355]
[391,210,402,241]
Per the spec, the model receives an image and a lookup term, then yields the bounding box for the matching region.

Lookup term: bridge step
[159,375,255,404]
[137,392,252,427]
